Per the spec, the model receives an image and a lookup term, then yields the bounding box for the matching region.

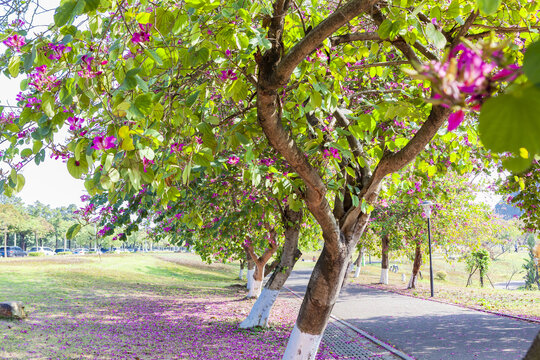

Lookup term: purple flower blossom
[92,136,116,150]
[218,69,237,81]
[448,110,465,131]
[131,23,152,43]
[170,142,185,153]
[227,156,240,165]
[323,147,341,160]
[3,34,25,52]
[47,43,72,60]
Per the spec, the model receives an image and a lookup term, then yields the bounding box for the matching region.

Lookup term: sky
[1,0,85,208]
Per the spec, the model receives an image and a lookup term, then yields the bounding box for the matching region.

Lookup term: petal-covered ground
[0,254,335,359]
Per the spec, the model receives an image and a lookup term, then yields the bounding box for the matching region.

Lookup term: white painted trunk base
[354,265,361,278]
[239,288,280,328]
[407,273,417,288]
[246,268,255,290]
[239,268,244,280]
[282,324,322,360]
[247,280,262,298]
[380,268,389,284]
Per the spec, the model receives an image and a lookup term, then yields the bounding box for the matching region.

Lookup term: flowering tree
[0,0,538,358]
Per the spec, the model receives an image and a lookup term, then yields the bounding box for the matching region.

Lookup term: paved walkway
[284,270,540,360]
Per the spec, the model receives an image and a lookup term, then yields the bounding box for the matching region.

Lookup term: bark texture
[254,1,453,358]
[243,229,279,299]
[241,207,303,328]
[524,330,540,360]
[407,240,422,289]
[381,234,390,270]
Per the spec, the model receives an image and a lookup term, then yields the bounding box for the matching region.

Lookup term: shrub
[28,252,45,257]
[57,252,73,256]
[435,270,447,281]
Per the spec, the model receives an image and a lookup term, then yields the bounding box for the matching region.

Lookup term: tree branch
[269,0,381,88]
[449,11,479,51]
[329,31,380,46]
[350,60,410,69]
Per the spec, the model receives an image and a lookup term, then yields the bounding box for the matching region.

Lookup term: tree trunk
[524,330,540,360]
[3,230,7,258]
[239,259,245,280]
[243,229,279,299]
[240,208,303,328]
[380,234,390,284]
[282,240,353,360]
[353,248,363,278]
[245,250,256,292]
[408,241,422,289]
[13,232,17,247]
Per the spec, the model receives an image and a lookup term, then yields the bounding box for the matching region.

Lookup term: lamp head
[419,200,433,219]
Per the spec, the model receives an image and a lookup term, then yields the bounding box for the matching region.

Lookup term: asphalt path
[285,269,540,360]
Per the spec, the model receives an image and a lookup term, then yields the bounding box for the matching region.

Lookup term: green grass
[0,253,316,360]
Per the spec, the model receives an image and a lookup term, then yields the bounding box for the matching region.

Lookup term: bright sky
[1,0,85,209]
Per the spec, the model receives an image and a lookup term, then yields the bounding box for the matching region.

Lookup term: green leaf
[523,41,540,86]
[425,24,447,49]
[67,157,89,179]
[84,0,101,12]
[15,174,25,193]
[134,93,153,115]
[145,49,163,66]
[23,46,37,71]
[378,19,393,39]
[186,91,200,107]
[66,223,81,240]
[41,93,55,118]
[54,0,86,27]
[502,156,532,173]
[476,0,501,16]
[119,68,141,90]
[479,85,540,158]
[8,56,20,77]
[20,148,33,158]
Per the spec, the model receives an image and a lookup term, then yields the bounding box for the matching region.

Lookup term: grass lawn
[0,253,334,360]
[349,251,540,321]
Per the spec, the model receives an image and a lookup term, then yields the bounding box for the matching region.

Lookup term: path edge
[283,286,416,360]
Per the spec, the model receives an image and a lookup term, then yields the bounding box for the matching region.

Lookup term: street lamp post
[420,201,434,297]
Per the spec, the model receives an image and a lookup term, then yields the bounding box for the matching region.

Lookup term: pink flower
[227,156,240,165]
[219,69,237,81]
[448,110,465,131]
[142,157,154,172]
[323,147,341,160]
[3,34,25,52]
[92,136,116,150]
[131,23,152,43]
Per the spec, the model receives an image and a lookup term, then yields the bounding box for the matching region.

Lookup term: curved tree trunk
[524,330,540,360]
[240,207,303,328]
[407,240,422,289]
[380,234,390,284]
[243,226,280,299]
[282,236,356,360]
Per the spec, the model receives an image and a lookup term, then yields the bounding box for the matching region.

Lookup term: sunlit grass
[0,254,334,360]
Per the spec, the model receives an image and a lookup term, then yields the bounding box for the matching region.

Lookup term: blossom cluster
[2,34,25,52]
[418,43,520,131]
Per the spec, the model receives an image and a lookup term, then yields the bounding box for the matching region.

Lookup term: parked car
[27,247,55,256]
[55,248,72,254]
[72,248,88,255]
[0,246,27,257]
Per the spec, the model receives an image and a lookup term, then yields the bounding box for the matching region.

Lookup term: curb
[359,283,540,325]
[283,286,416,360]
